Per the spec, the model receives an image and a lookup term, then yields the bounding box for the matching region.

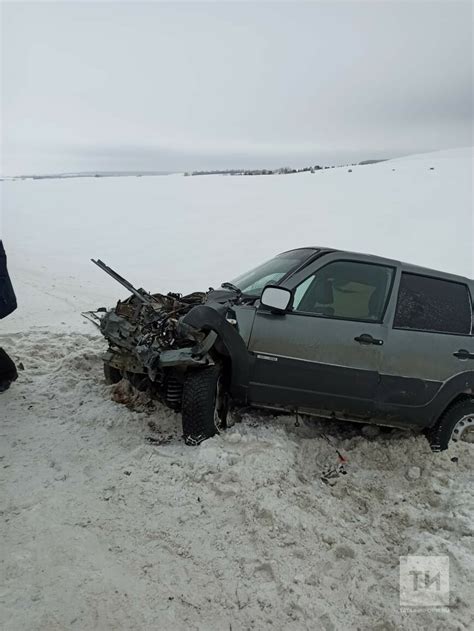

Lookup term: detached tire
[182,365,226,446]
[426,398,474,451]
[104,362,122,384]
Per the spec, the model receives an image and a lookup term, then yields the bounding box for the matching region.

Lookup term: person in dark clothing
[0,240,18,392]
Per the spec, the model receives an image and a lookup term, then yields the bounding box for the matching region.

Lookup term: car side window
[393,273,472,335]
[293,260,394,322]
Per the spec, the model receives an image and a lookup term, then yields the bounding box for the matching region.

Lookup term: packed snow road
[1,330,473,630]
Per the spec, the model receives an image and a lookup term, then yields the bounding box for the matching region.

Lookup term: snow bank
[1,147,473,629]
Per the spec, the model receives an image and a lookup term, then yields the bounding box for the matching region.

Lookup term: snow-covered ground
[1,146,472,332]
[1,147,473,630]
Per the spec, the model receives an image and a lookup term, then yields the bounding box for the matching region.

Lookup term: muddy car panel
[246,250,474,428]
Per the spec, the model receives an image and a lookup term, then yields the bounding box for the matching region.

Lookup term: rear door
[377,271,474,427]
[247,253,396,417]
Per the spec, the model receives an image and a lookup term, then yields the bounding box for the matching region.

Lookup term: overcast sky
[2,1,472,175]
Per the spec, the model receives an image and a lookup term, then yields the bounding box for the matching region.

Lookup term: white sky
[2,1,473,174]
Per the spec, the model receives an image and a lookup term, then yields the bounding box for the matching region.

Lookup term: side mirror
[260,285,292,313]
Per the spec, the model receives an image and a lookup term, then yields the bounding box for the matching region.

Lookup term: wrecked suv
[92,248,474,451]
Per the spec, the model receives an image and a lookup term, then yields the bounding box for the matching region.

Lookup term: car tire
[104,362,122,384]
[426,398,474,452]
[181,365,227,445]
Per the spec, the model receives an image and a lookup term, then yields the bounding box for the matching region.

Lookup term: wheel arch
[427,373,474,428]
[436,392,474,423]
[181,305,250,401]
[425,394,474,451]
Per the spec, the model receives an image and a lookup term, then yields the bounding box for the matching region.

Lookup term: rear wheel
[427,399,474,452]
[181,365,228,445]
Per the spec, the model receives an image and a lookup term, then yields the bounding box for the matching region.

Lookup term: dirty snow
[1,148,473,630]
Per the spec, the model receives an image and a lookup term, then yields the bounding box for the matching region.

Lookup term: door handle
[453,349,474,360]
[354,334,383,346]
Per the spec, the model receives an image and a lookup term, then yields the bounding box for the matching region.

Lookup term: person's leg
[0,347,18,392]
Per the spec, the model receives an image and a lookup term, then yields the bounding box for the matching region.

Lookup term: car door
[376,270,474,427]
[247,254,396,418]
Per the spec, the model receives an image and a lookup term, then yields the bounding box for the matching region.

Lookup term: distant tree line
[184,159,386,177]
[184,165,324,177]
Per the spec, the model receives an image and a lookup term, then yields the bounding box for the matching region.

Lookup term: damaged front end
[100,290,216,376]
[88,259,231,411]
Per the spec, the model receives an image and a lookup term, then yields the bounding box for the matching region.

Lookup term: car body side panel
[247,310,386,416]
[374,274,474,426]
[248,352,378,418]
[378,329,473,394]
[233,305,257,346]
[374,371,474,428]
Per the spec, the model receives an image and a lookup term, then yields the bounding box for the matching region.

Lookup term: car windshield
[228,249,317,295]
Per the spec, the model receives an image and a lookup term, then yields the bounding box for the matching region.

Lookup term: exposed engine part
[89,259,251,413]
[97,283,207,376]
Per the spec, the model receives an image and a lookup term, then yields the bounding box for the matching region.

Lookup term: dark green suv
[98,248,474,451]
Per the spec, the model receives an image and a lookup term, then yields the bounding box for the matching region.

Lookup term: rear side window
[394,273,472,335]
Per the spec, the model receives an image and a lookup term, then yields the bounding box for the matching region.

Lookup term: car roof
[287,247,473,285]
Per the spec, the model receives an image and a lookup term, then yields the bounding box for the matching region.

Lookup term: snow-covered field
[2,146,472,332]
[1,147,473,630]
